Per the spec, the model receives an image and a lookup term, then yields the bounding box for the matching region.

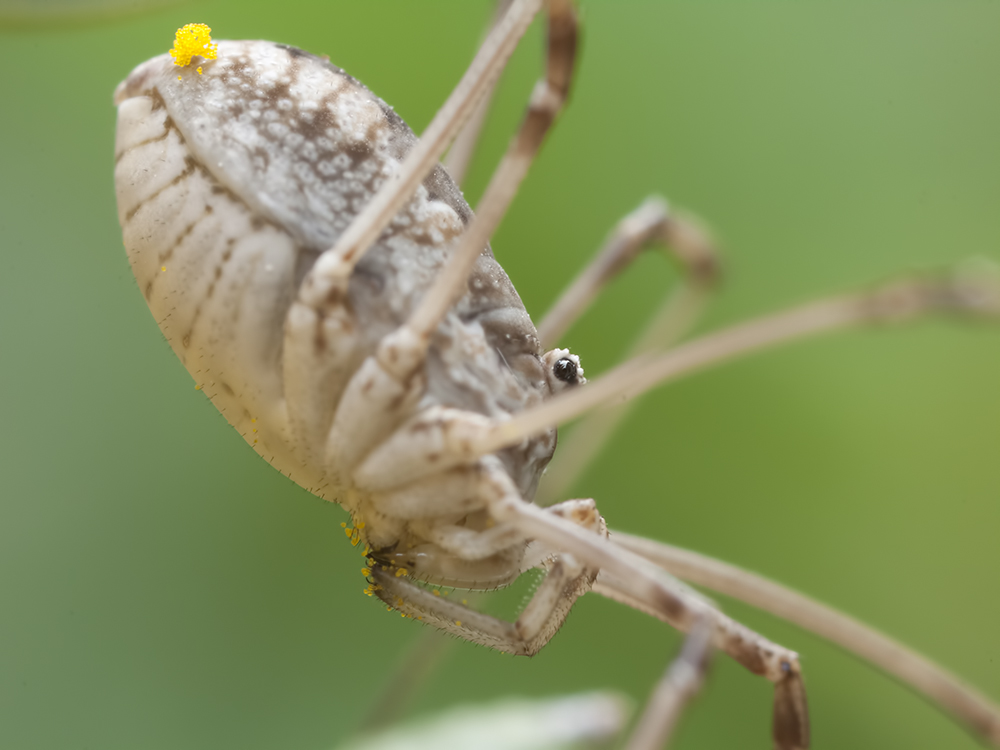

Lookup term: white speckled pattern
[114,40,555,513]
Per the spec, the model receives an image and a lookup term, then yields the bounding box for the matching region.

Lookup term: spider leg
[537,196,719,348]
[487,489,810,750]
[443,0,516,187]
[623,614,714,750]
[538,197,721,503]
[356,434,810,748]
[354,274,1000,490]
[402,0,579,346]
[610,530,1000,747]
[471,267,1000,462]
[368,471,604,656]
[371,549,592,657]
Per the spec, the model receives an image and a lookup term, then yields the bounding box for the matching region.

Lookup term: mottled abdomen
[114,40,555,502]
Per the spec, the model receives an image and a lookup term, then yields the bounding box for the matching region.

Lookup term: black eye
[553,357,578,384]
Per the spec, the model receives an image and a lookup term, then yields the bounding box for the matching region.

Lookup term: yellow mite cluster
[341,520,365,547]
[341,522,437,623]
[169,23,218,77]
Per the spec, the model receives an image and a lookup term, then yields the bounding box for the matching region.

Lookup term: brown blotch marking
[343,138,374,168]
[426,453,441,464]
[263,79,292,107]
[144,281,154,300]
[650,588,686,622]
[313,312,327,353]
[220,382,235,396]
[727,636,767,676]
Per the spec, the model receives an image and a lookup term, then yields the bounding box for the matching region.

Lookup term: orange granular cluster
[169,23,218,68]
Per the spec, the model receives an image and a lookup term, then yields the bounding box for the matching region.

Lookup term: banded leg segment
[489,493,810,750]
[611,530,1000,747]
[404,0,580,344]
[444,0,516,187]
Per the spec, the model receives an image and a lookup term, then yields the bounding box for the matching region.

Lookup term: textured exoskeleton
[115,40,586,595]
[113,21,1000,750]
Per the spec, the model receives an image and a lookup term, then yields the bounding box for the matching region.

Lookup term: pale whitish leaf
[338,693,630,750]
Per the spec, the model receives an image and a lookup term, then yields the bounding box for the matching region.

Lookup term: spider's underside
[112,6,1000,749]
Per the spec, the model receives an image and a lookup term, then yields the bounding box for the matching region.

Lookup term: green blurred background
[1,1,998,748]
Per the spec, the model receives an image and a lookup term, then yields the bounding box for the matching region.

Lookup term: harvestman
[112,5,1000,748]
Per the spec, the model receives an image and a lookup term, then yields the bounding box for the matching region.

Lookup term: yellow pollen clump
[361,567,371,577]
[169,23,218,69]
[454,620,462,627]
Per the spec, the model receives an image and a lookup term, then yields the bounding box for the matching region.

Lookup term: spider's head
[542,348,586,394]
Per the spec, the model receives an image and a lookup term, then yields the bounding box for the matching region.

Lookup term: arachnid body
[111,6,1000,750]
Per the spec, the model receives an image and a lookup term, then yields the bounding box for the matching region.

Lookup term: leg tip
[773,670,810,750]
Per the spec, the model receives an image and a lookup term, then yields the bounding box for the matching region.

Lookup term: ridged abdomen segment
[115,92,303,481]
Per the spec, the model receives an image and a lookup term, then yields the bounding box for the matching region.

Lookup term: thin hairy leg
[488,493,810,749]
[355,270,1000,488]
[537,196,718,347]
[444,0,515,186]
[623,615,714,750]
[404,0,578,344]
[474,267,1000,459]
[536,285,704,504]
[370,539,595,657]
[611,530,1000,746]
[537,198,721,504]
